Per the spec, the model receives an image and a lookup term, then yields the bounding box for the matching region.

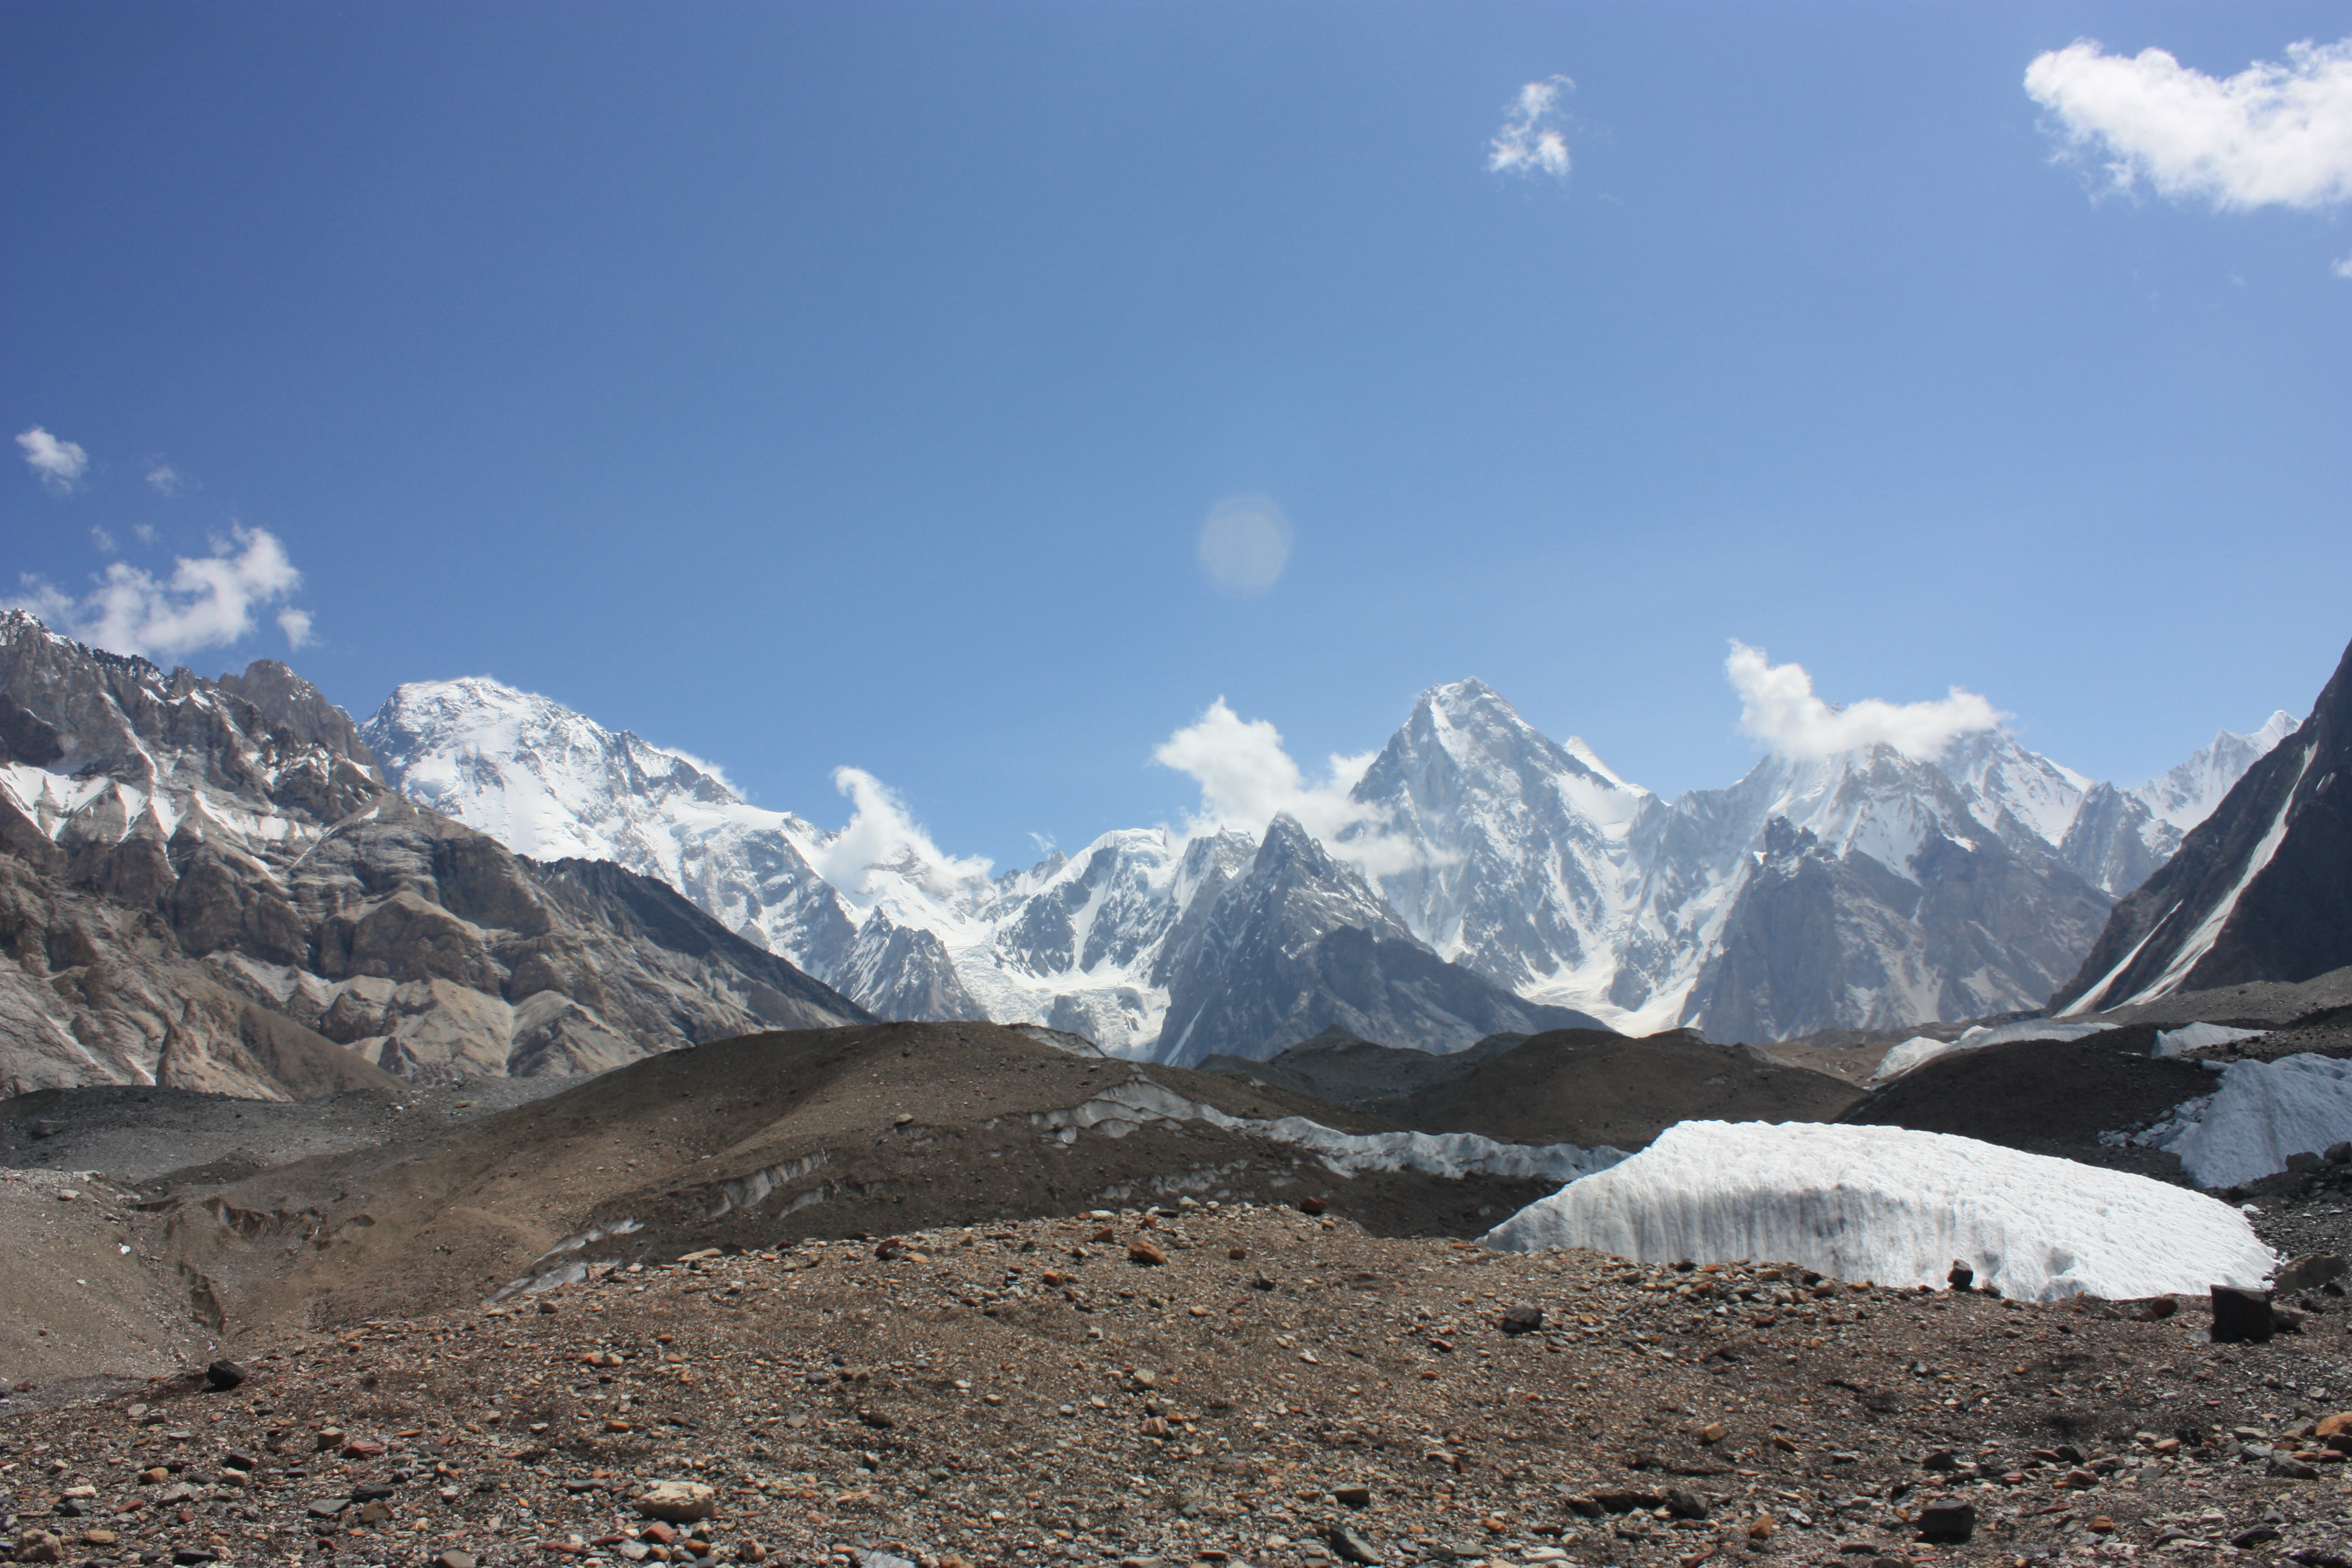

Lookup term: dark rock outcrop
[2054,636,2352,1014]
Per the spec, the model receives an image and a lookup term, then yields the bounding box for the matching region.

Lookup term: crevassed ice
[1482,1120,2274,1302]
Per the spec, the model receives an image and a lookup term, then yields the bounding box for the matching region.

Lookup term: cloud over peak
[2025,36,2352,213]
[1725,642,2007,762]
[1153,698,1422,875]
[17,426,89,494]
[1488,77,1574,180]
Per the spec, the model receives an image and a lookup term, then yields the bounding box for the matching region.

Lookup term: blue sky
[7,2,2349,867]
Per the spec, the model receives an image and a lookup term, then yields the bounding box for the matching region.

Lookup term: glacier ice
[1026,1076,1628,1183]
[2137,1054,2352,1189]
[1481,1120,2274,1302]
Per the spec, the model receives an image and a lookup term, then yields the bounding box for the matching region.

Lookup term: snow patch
[2151,1022,2268,1059]
[1028,1077,1626,1183]
[1481,1120,2274,1302]
[1866,1019,2114,1085]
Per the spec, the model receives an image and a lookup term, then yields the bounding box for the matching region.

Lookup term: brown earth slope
[1373,1028,1861,1148]
[135,1022,1563,1348]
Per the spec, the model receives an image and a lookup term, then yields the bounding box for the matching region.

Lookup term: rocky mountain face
[363,668,2284,1053]
[2054,637,2352,1015]
[0,612,869,1096]
[1155,814,1607,1065]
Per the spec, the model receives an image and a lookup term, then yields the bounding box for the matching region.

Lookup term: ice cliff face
[363,669,2285,1052]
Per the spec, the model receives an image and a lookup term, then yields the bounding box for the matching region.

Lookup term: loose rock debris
[7,1204,2352,1568]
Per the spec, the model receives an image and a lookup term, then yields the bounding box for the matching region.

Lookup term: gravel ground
[6,1204,2352,1568]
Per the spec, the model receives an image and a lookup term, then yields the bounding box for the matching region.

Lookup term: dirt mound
[1373,1028,1860,1148]
[143,1022,1565,1343]
[0,1167,221,1409]
[1838,1026,2217,1178]
[1199,1026,1529,1107]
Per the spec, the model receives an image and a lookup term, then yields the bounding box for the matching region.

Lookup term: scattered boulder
[203,1360,247,1391]
[1498,1302,1544,1335]
[2211,1285,2275,1343]
[2275,1255,2348,1294]
[1917,1500,1975,1540]
[633,1481,716,1523]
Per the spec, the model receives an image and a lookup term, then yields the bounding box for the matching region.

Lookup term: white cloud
[276,607,316,649]
[1153,698,1423,875]
[2025,36,2352,211]
[1725,643,2007,762]
[89,526,116,553]
[17,426,89,494]
[1488,76,1574,179]
[1197,495,1293,594]
[147,462,188,496]
[11,526,314,662]
[809,766,994,907]
[2336,253,2352,278]
[133,524,157,546]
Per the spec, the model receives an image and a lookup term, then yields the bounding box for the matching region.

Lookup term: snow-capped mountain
[365,679,1221,1053]
[2055,640,2349,1015]
[1157,814,1606,1064]
[364,669,2286,1052]
[1342,679,2292,1038]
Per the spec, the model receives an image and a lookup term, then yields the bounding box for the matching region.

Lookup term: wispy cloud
[2025,37,2352,211]
[809,767,994,907]
[17,426,89,494]
[1153,698,1422,875]
[146,462,189,496]
[1488,77,1574,179]
[12,526,315,661]
[1725,642,2007,762]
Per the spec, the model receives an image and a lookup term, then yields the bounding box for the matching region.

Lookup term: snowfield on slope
[1482,1120,2275,1302]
